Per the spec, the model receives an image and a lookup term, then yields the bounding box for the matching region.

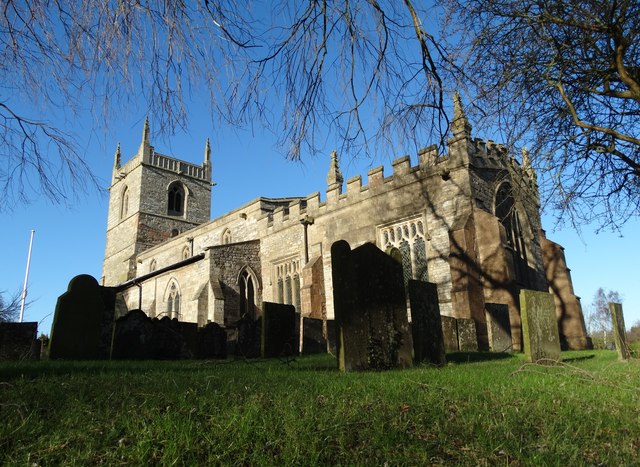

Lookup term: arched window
[222,228,232,245]
[120,186,129,220]
[182,246,190,260]
[166,281,181,319]
[168,182,185,216]
[239,269,257,320]
[379,218,429,285]
[149,259,157,272]
[495,183,529,285]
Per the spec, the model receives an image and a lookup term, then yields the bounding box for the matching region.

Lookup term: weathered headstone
[111,310,155,359]
[261,302,297,358]
[302,317,326,354]
[196,322,227,359]
[408,280,446,366]
[0,322,39,361]
[457,318,478,352]
[50,275,106,359]
[332,240,413,371]
[485,303,513,352]
[609,302,631,361]
[520,289,561,363]
[441,316,459,352]
[236,315,261,358]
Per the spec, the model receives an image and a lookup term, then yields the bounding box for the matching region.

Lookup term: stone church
[102,96,590,352]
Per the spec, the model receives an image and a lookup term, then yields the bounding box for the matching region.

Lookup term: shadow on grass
[561,354,596,363]
[446,351,516,364]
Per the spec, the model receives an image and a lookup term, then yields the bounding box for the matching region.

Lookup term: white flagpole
[19,229,35,323]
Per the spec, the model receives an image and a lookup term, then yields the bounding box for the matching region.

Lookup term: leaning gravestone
[261,302,297,358]
[485,303,513,352]
[520,289,561,363]
[609,302,631,361]
[408,280,446,366]
[457,318,478,352]
[50,275,106,359]
[441,316,459,352]
[331,240,413,371]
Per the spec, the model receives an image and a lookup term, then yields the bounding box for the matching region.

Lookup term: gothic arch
[120,185,129,220]
[221,228,232,244]
[167,181,189,216]
[163,279,182,320]
[494,182,531,285]
[237,265,261,320]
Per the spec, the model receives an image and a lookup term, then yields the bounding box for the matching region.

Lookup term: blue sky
[3,97,639,336]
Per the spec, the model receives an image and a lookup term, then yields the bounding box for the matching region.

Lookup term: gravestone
[485,303,513,352]
[50,275,107,359]
[331,240,413,371]
[111,310,155,359]
[441,316,459,352]
[520,289,561,363]
[261,302,297,358]
[408,280,446,366]
[609,302,631,361]
[302,317,326,354]
[0,322,39,361]
[176,321,199,358]
[196,322,227,359]
[457,318,478,352]
[236,315,261,358]
[326,319,337,354]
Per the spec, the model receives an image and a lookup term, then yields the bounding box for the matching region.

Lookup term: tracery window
[239,268,257,320]
[495,182,529,285]
[274,258,301,309]
[168,182,185,216]
[379,217,429,286]
[166,281,181,319]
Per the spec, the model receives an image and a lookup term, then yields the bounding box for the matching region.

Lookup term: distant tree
[1,1,453,209]
[586,287,622,347]
[627,321,640,343]
[447,0,640,229]
[0,290,21,322]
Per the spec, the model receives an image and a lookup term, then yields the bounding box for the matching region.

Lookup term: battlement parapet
[148,152,210,182]
[265,152,445,233]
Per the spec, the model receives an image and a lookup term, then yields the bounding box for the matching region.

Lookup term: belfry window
[168,183,185,216]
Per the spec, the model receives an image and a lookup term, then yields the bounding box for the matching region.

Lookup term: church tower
[102,119,212,285]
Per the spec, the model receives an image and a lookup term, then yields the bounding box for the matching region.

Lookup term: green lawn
[1,351,638,465]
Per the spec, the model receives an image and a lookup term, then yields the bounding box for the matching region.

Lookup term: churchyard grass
[1,350,638,465]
